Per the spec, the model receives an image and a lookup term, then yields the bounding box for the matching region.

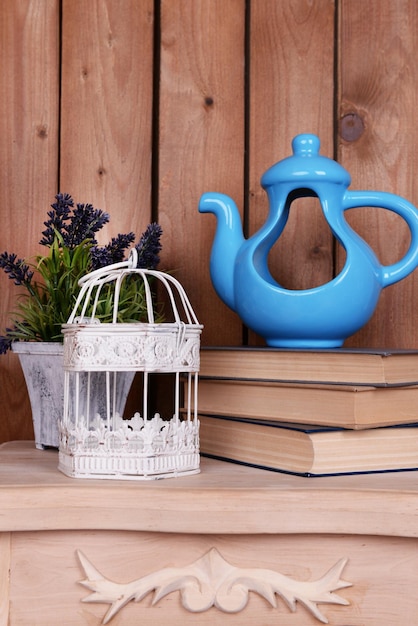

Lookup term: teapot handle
[343,190,418,287]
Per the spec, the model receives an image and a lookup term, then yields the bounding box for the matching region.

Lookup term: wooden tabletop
[1,441,417,537]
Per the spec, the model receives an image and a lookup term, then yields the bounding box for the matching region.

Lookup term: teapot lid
[261,134,351,189]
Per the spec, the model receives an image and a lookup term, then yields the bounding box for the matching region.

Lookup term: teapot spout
[199,192,245,311]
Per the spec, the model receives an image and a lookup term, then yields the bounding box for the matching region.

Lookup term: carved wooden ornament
[77,547,352,624]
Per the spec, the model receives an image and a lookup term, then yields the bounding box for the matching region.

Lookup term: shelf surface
[1,441,417,537]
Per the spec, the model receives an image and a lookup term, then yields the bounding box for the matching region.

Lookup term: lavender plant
[0,193,163,353]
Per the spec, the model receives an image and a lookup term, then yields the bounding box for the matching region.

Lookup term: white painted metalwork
[58,250,203,480]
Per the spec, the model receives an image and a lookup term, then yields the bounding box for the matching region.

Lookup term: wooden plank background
[158,0,245,345]
[248,0,335,344]
[0,0,59,441]
[338,0,418,347]
[1,0,418,442]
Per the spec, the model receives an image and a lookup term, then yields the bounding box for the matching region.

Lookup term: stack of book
[190,347,418,476]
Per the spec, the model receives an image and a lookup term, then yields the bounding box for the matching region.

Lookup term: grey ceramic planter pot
[12,342,135,449]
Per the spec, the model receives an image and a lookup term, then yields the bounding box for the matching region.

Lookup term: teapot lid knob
[292,133,320,157]
[261,133,351,189]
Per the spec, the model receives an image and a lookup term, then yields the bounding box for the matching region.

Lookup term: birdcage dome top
[62,249,203,373]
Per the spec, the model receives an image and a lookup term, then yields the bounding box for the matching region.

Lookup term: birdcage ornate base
[58,415,200,480]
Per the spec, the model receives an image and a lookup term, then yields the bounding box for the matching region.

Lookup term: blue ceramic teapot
[199,133,418,348]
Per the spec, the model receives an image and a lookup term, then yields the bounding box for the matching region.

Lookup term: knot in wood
[340,113,365,142]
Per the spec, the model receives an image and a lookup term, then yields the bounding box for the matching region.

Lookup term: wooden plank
[0,0,60,443]
[338,0,418,347]
[60,1,155,420]
[60,0,154,240]
[248,0,336,345]
[0,533,10,626]
[158,0,246,346]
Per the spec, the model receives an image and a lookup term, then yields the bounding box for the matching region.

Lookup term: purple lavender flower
[39,193,74,246]
[40,194,109,249]
[135,223,163,269]
[0,252,33,286]
[90,232,136,270]
[0,333,13,355]
[63,203,110,248]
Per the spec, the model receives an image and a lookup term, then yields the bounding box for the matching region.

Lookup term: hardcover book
[193,378,418,430]
[199,414,418,477]
[200,347,418,386]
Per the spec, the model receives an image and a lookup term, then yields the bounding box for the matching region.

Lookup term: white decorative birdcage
[58,249,203,480]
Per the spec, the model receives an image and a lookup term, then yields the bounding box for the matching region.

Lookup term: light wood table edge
[0,441,417,538]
